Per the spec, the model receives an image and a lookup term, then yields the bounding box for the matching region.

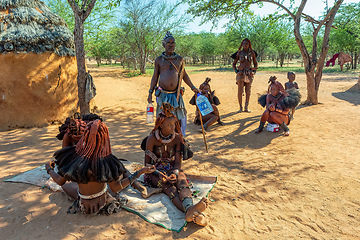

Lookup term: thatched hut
[0,0,78,130]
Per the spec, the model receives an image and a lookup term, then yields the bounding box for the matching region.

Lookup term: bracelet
[191,85,196,90]
[173,169,179,177]
[149,89,154,93]
[46,168,54,174]
[128,170,140,185]
[235,69,239,74]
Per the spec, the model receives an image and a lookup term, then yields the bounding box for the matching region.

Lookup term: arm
[62,132,73,148]
[45,162,66,186]
[252,51,258,69]
[108,166,155,193]
[173,136,182,171]
[232,53,239,74]
[182,68,198,93]
[145,135,155,166]
[295,82,299,89]
[274,107,290,115]
[285,82,289,90]
[147,58,160,103]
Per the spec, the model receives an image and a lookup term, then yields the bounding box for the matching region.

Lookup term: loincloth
[236,69,254,84]
[157,90,186,120]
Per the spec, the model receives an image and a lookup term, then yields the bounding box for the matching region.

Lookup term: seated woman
[54,114,154,198]
[144,102,209,226]
[255,76,296,136]
[189,77,224,133]
[46,119,155,214]
[56,113,101,148]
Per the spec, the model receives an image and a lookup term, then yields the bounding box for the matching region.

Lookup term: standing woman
[232,38,258,113]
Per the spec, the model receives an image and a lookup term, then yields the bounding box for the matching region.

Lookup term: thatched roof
[0,0,75,56]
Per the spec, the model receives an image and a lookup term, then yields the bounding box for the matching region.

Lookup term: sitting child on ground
[189,77,224,133]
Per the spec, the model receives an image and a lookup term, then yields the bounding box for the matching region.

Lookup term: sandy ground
[0,65,359,240]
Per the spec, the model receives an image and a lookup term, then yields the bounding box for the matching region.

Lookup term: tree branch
[84,0,97,19]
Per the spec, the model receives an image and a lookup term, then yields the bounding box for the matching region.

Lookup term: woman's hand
[45,161,55,171]
[168,174,177,184]
[141,165,156,174]
[268,104,275,111]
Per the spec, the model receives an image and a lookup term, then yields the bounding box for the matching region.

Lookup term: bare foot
[185,197,209,222]
[193,212,208,226]
[198,128,206,134]
[218,120,225,126]
[140,186,162,198]
[255,128,262,134]
[132,181,161,198]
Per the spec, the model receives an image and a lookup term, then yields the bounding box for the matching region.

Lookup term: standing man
[232,38,258,113]
[147,31,198,136]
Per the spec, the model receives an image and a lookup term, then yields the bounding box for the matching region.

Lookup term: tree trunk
[74,16,90,115]
[68,0,97,115]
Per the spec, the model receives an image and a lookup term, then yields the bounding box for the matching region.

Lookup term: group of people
[45,32,300,228]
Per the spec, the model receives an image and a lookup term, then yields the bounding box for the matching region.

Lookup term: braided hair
[238,38,253,51]
[151,102,183,142]
[54,119,126,183]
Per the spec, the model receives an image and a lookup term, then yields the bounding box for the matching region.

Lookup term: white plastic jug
[196,94,213,116]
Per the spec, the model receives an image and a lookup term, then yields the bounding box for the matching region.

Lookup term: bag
[140,136,193,160]
[155,87,161,97]
[266,123,279,132]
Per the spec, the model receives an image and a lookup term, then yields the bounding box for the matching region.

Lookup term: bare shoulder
[155,56,162,64]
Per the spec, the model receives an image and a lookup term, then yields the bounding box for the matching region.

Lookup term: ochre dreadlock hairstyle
[267,76,289,97]
[151,102,183,141]
[199,77,212,93]
[54,119,126,184]
[238,38,253,51]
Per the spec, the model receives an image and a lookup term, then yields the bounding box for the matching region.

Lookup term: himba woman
[232,38,258,113]
[144,102,209,226]
[189,77,224,132]
[54,114,154,198]
[255,76,300,136]
[45,119,155,214]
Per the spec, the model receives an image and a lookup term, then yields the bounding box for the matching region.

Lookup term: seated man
[144,102,209,226]
[46,119,155,214]
[255,76,293,136]
[189,77,224,133]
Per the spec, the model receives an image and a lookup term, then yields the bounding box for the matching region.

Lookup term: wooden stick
[176,61,184,102]
[195,94,208,153]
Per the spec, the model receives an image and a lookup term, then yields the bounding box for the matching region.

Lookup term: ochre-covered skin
[0,52,78,130]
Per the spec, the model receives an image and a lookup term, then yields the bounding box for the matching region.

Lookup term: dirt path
[0,67,359,239]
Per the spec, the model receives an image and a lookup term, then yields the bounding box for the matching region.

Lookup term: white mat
[5,162,216,232]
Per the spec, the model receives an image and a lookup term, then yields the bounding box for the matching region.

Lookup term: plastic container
[146,102,154,123]
[196,94,213,116]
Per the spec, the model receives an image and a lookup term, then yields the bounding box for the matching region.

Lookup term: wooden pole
[195,94,208,153]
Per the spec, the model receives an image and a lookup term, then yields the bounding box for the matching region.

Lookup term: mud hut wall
[0,53,78,130]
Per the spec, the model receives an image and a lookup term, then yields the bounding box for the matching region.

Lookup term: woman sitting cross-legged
[144,102,209,226]
[45,119,155,214]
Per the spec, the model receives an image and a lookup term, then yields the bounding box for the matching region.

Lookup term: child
[285,72,300,119]
[189,77,224,133]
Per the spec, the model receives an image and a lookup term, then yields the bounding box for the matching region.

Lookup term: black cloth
[54,146,126,184]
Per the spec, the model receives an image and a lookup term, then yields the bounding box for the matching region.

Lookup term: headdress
[163,31,174,44]
[200,77,211,91]
[268,76,288,97]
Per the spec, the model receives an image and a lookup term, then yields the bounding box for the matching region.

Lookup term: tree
[118,0,184,74]
[186,0,344,105]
